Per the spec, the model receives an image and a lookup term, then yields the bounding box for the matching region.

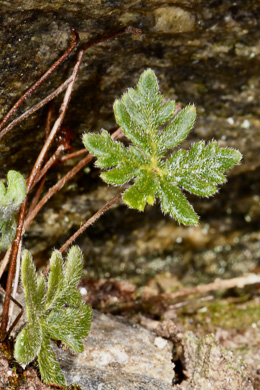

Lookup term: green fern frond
[14,246,92,387]
[83,69,242,225]
[0,170,26,251]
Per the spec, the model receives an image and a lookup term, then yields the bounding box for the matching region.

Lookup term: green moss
[179,296,260,331]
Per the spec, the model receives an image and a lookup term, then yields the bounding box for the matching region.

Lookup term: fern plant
[83,69,242,225]
[14,246,92,387]
[0,170,26,251]
[1,67,242,389]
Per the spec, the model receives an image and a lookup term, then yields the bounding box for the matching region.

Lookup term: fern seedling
[14,246,92,387]
[0,170,26,251]
[83,69,242,225]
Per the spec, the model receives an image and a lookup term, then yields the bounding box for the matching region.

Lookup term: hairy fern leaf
[14,246,92,387]
[0,170,26,251]
[83,69,242,225]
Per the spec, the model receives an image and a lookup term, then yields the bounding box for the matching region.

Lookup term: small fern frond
[83,69,242,225]
[14,246,92,387]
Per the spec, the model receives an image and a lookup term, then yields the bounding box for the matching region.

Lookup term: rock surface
[54,310,175,389]
[178,332,254,390]
[1,308,254,389]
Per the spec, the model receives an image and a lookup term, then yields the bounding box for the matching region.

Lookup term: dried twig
[28,104,54,215]
[154,273,260,302]
[59,148,88,162]
[0,246,12,281]
[24,129,123,232]
[0,285,24,339]
[8,241,22,328]
[103,273,260,314]
[0,75,74,140]
[59,193,122,253]
[0,30,79,136]
[0,198,28,332]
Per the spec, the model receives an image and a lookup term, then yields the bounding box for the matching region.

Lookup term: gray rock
[54,310,175,389]
[179,332,254,390]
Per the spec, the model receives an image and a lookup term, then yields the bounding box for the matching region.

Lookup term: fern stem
[27,103,54,216]
[59,193,122,253]
[0,245,12,281]
[0,75,74,140]
[0,197,27,333]
[23,129,123,233]
[8,241,22,329]
[0,27,141,141]
[0,29,79,137]
[26,50,84,193]
[59,148,88,162]
[30,143,70,190]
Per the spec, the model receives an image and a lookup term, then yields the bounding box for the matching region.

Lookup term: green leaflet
[0,170,26,251]
[159,177,199,226]
[158,105,196,151]
[83,69,242,226]
[38,330,65,387]
[14,246,92,387]
[46,304,92,353]
[14,322,42,365]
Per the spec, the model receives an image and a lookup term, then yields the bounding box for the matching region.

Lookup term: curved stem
[59,193,122,253]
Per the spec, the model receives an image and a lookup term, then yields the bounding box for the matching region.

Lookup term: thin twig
[31,143,69,190]
[0,30,79,135]
[59,193,122,253]
[44,101,54,138]
[59,148,88,162]
[81,26,141,51]
[28,177,46,216]
[8,241,22,328]
[0,285,24,339]
[28,103,54,214]
[24,129,123,232]
[0,198,27,332]
[0,246,12,281]
[26,49,84,193]
[105,273,260,314]
[0,75,73,140]
[153,273,260,302]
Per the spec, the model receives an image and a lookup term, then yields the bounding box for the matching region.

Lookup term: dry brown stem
[59,193,122,253]
[0,30,79,137]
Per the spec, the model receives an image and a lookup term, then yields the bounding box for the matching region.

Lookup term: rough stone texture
[0,351,10,388]
[1,296,256,389]
[54,310,175,389]
[178,332,254,390]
